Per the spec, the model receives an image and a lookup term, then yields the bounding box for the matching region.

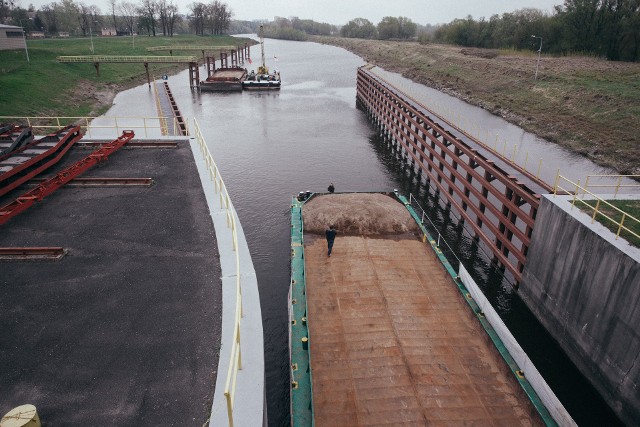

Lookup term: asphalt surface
[0,140,222,426]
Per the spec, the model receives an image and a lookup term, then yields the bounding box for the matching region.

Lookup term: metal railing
[56,55,198,63]
[193,119,243,427]
[583,174,640,198]
[409,193,464,267]
[146,45,236,52]
[152,79,169,136]
[554,174,640,242]
[0,116,184,138]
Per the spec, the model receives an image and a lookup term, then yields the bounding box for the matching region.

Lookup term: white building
[0,24,26,51]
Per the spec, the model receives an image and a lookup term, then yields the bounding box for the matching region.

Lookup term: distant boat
[200,67,247,92]
[242,25,281,91]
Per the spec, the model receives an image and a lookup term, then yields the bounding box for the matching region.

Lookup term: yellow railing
[583,174,640,198]
[56,55,197,63]
[554,174,640,242]
[0,116,184,138]
[193,119,243,427]
[146,45,237,52]
[151,78,169,136]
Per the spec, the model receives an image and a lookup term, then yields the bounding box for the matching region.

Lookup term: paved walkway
[304,233,542,425]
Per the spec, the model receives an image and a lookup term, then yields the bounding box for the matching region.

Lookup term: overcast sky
[20,0,565,26]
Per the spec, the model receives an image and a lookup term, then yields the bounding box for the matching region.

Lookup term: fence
[554,174,640,242]
[582,174,640,198]
[193,119,244,427]
[0,116,185,138]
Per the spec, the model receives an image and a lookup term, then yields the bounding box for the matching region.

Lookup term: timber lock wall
[355,66,553,284]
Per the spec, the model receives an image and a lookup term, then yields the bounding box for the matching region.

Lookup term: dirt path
[313,36,640,176]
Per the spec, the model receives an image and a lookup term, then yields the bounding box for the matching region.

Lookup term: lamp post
[19,19,30,62]
[89,22,94,54]
[531,35,543,80]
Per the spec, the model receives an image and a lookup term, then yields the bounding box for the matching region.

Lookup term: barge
[290,191,565,425]
[200,67,248,92]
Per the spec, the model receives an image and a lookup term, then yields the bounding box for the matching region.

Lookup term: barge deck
[290,192,553,425]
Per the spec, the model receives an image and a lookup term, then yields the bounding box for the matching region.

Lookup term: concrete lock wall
[520,194,640,425]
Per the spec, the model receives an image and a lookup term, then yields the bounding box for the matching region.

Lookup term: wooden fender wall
[356,67,552,284]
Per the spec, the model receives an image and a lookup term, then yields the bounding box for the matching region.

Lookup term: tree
[207,0,231,35]
[341,17,377,39]
[138,0,157,36]
[119,1,137,35]
[397,17,417,39]
[188,2,206,35]
[377,16,400,39]
[108,0,117,31]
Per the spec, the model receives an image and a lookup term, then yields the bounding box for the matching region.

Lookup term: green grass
[579,199,640,248]
[0,35,253,117]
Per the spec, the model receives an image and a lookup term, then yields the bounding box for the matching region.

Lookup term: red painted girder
[0,130,134,225]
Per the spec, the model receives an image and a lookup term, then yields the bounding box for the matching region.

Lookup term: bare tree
[138,0,157,36]
[207,0,230,35]
[108,0,117,31]
[188,2,206,35]
[119,0,137,35]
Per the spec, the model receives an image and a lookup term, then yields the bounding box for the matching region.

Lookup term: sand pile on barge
[302,193,420,236]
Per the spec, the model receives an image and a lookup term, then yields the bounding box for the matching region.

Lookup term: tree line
[341,16,418,40]
[432,0,639,62]
[1,0,232,37]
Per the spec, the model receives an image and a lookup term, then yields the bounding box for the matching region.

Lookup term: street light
[89,21,95,54]
[19,19,30,62]
[531,35,543,80]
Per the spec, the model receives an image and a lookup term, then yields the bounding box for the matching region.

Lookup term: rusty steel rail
[0,247,65,260]
[29,177,153,187]
[0,131,135,225]
[356,67,552,284]
[75,141,178,149]
[0,126,83,197]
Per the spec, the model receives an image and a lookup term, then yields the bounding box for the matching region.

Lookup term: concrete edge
[545,194,640,262]
[459,265,577,427]
[187,138,266,427]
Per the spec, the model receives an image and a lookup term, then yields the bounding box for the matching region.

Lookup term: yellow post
[524,152,529,170]
[615,176,623,198]
[591,199,601,223]
[616,214,626,239]
[225,393,234,427]
[503,140,507,156]
[236,321,242,369]
[571,179,580,208]
[537,159,542,178]
[553,171,561,196]
[584,175,591,196]
[511,144,517,161]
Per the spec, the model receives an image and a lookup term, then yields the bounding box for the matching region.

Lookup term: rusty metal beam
[75,141,178,149]
[29,177,153,187]
[0,247,66,260]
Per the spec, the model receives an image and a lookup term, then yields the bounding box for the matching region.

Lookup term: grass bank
[313,36,640,176]
[580,199,640,247]
[0,35,254,118]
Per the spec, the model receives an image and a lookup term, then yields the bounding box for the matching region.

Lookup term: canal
[102,37,624,425]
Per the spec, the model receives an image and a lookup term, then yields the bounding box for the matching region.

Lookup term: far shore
[312,36,640,177]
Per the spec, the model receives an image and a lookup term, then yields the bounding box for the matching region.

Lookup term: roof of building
[0,24,22,29]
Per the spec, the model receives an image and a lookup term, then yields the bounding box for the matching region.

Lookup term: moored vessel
[242,25,281,91]
[289,191,567,426]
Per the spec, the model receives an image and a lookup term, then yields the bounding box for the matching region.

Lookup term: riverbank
[0,35,255,118]
[312,36,640,176]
